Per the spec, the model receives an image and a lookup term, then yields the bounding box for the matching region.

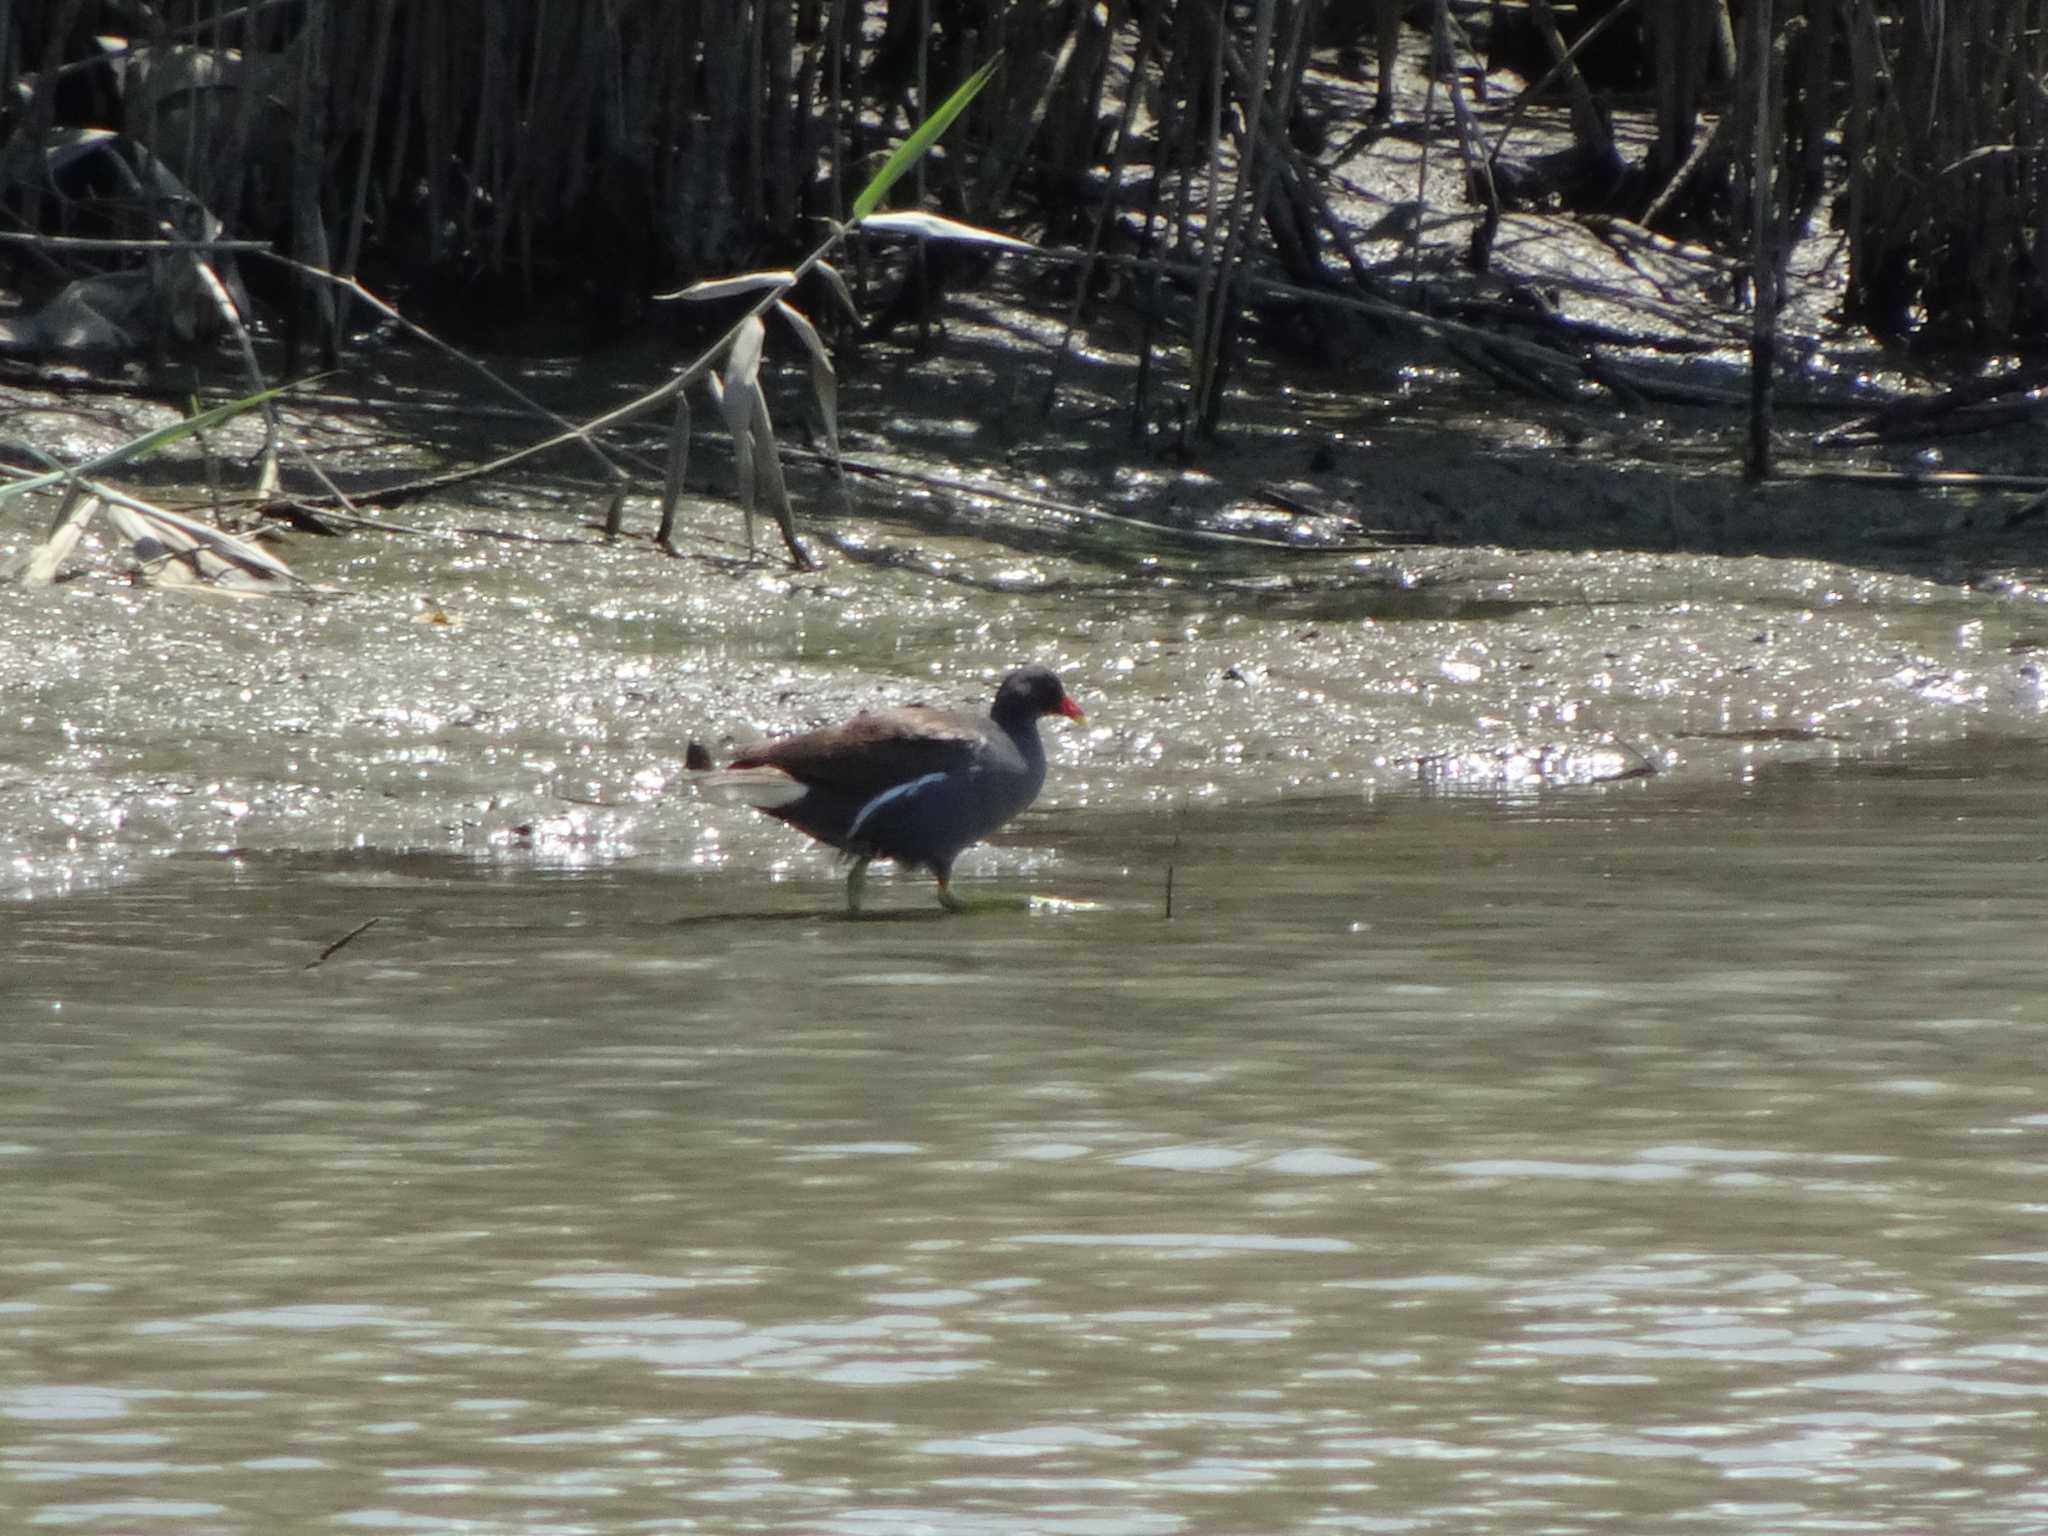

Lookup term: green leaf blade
[850,53,1002,222]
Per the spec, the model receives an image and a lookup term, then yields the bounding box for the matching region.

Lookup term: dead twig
[1783,466,2048,493]
[304,916,381,970]
[1820,361,2048,443]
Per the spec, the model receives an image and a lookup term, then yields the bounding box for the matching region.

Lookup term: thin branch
[304,916,381,969]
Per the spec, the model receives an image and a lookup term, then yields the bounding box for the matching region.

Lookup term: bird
[697,665,1086,912]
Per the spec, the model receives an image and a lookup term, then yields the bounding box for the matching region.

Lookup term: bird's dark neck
[990,709,1048,756]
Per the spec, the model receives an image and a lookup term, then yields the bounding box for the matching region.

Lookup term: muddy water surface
[4,750,2048,1534]
[4,481,2048,1533]
[4,487,2045,899]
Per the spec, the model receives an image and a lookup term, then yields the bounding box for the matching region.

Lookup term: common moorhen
[701,665,1086,911]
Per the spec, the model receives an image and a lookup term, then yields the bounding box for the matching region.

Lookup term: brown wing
[728,705,987,797]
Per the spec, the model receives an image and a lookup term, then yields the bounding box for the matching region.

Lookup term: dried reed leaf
[720,317,767,555]
[658,270,800,303]
[1,484,102,586]
[657,388,691,550]
[94,484,303,586]
[773,300,841,464]
[811,260,861,322]
[189,259,281,495]
[746,387,812,569]
[856,210,1036,250]
[721,314,766,404]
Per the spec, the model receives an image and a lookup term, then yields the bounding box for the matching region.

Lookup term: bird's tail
[690,763,808,810]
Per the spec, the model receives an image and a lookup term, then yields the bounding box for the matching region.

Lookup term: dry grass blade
[90,482,307,588]
[719,316,767,556]
[0,484,102,586]
[774,299,841,465]
[189,259,282,495]
[255,254,635,490]
[658,389,691,553]
[811,260,860,322]
[745,388,812,570]
[659,269,800,302]
[855,211,1036,250]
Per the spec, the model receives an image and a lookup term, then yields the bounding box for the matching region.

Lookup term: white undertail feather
[693,766,808,810]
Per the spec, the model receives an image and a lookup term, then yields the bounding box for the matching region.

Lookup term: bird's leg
[845,855,871,913]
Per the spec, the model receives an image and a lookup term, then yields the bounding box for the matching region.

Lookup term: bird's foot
[845,857,872,914]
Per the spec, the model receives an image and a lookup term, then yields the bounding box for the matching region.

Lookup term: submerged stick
[304,916,381,970]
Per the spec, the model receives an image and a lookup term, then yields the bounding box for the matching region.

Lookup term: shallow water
[6,360,2048,1531]
[11,37,2048,1524]
[5,488,2046,904]
[5,744,2046,1535]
